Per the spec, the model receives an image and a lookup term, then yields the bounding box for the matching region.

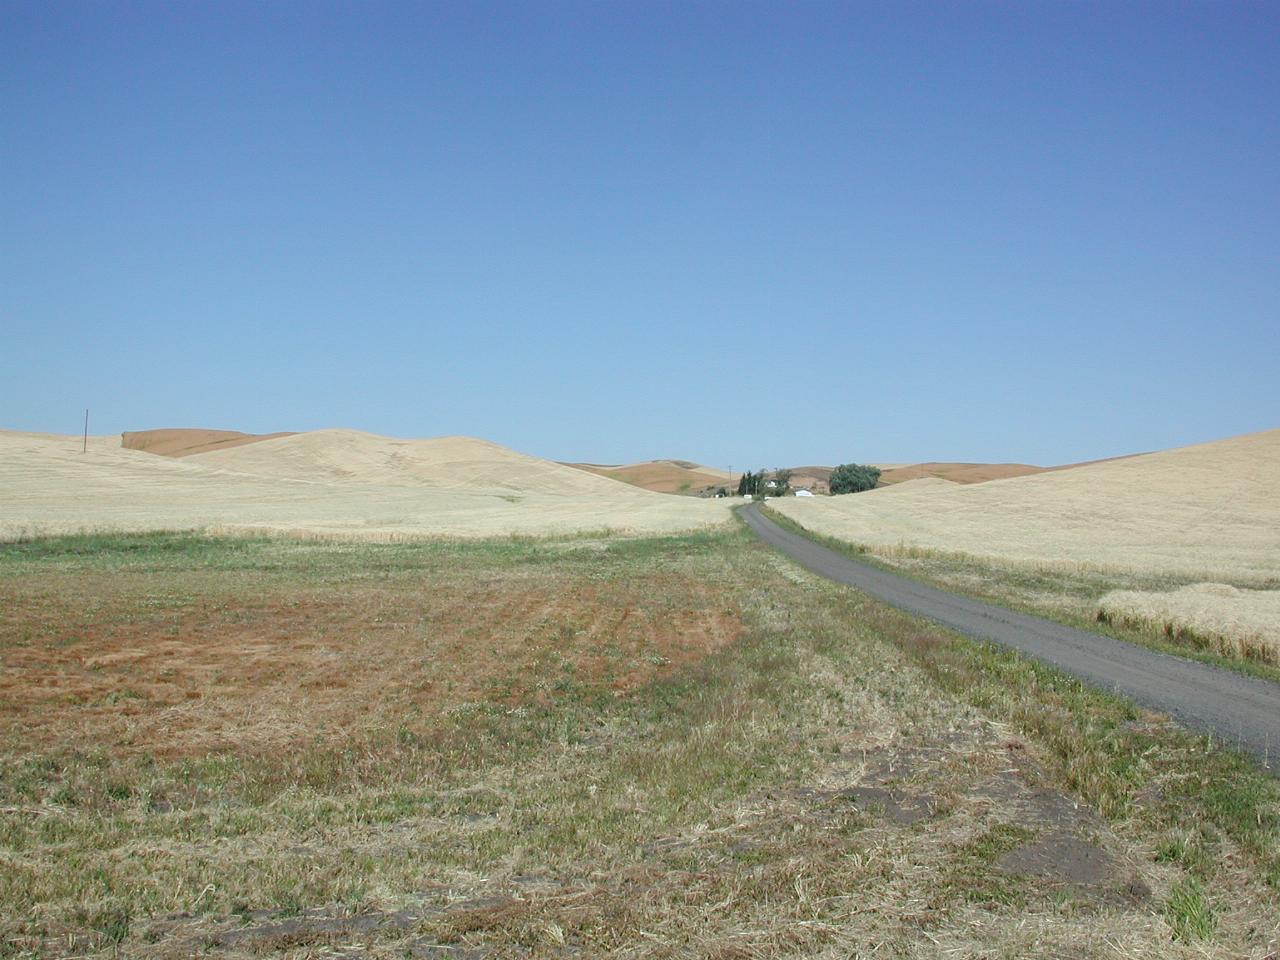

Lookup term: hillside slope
[770,428,1280,581]
[122,428,295,457]
[0,430,731,540]
[189,430,635,496]
[564,459,729,495]
[877,462,1046,485]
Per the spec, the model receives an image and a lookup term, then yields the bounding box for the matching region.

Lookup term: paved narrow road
[741,504,1280,773]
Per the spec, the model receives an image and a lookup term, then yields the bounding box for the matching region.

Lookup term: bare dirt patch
[0,571,741,758]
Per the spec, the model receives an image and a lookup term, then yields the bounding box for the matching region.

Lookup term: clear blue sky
[3,2,1276,468]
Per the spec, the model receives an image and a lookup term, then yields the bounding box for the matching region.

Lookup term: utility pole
[83,409,88,454]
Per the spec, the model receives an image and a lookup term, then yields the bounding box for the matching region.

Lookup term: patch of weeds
[103,688,147,705]
[78,904,131,946]
[1154,830,1210,872]
[939,824,1035,909]
[49,783,79,807]
[1165,876,1215,942]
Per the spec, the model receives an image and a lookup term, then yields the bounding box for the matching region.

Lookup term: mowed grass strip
[1,529,1277,958]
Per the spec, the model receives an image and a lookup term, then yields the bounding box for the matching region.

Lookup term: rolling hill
[188,429,636,495]
[564,459,730,495]
[770,428,1280,582]
[876,462,1047,485]
[121,428,296,457]
[0,429,732,540]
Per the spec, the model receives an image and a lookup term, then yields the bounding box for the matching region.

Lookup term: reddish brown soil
[875,453,1141,486]
[0,572,741,758]
[565,460,728,495]
[121,428,296,457]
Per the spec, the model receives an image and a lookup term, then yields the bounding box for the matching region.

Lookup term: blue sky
[3,1,1276,468]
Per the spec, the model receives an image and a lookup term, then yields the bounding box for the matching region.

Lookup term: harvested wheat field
[878,461,1047,485]
[877,453,1143,486]
[1099,583,1280,665]
[770,428,1280,583]
[565,458,730,495]
[121,428,296,457]
[0,429,732,541]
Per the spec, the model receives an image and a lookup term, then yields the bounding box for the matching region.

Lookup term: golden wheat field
[0,429,733,541]
[771,428,1280,583]
[1098,583,1280,664]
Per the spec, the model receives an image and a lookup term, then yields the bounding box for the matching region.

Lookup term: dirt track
[741,504,1280,773]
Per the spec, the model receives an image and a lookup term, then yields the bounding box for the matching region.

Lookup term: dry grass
[185,430,631,494]
[771,427,1280,583]
[878,461,1047,484]
[0,429,733,541]
[1098,583,1280,664]
[807,525,1280,682]
[2,528,1278,958]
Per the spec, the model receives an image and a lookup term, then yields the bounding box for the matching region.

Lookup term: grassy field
[2,527,1278,958]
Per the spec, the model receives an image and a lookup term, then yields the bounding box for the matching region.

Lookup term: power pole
[83,409,88,454]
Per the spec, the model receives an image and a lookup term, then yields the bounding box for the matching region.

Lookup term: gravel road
[741,503,1280,773]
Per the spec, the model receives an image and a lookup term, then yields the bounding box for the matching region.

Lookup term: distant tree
[829,463,882,494]
[737,469,769,495]
[772,468,793,495]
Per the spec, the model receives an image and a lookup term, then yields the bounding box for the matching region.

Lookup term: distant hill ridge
[1,427,733,540]
[770,427,1280,582]
[123,427,1138,496]
[564,459,729,496]
[183,429,636,495]
[122,428,296,458]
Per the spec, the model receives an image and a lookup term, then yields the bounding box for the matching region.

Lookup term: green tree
[736,469,768,496]
[829,463,881,494]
